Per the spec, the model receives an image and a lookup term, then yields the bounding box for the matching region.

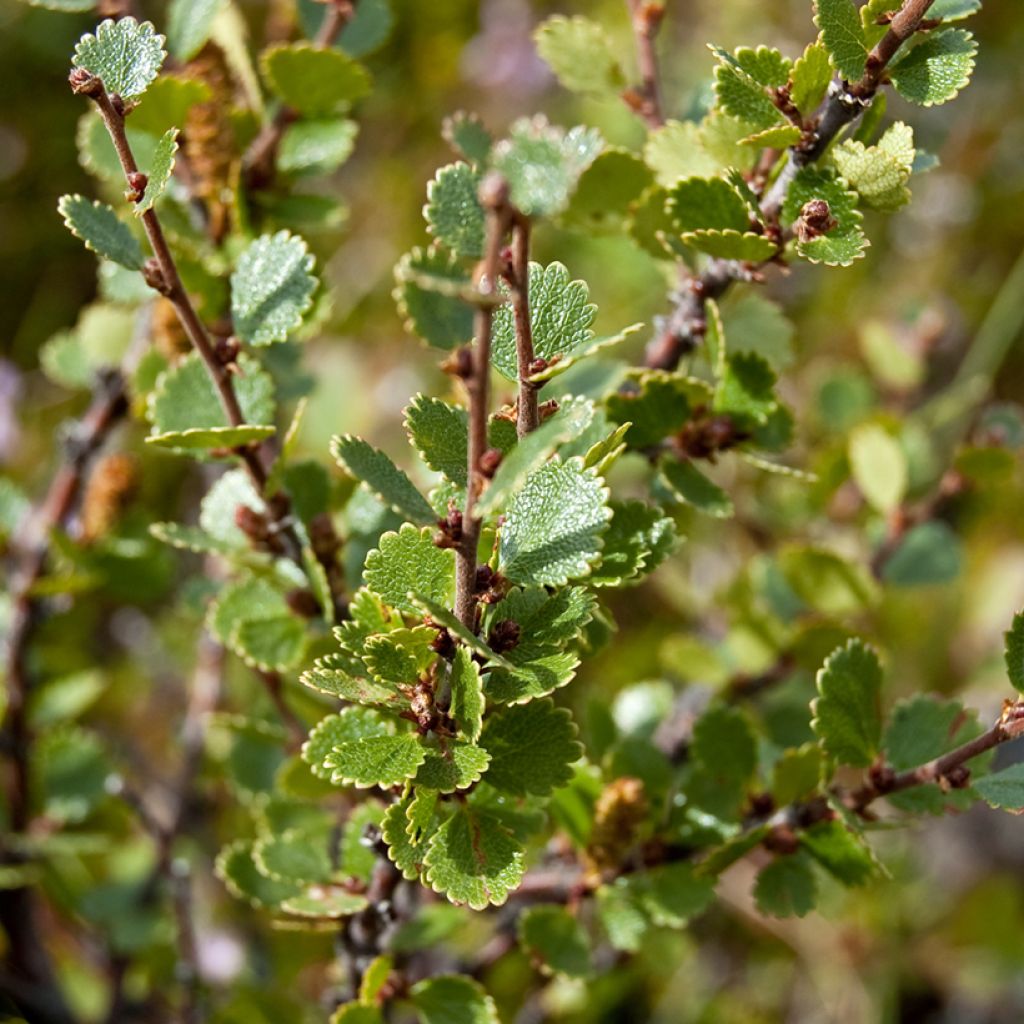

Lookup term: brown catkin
[183,43,237,243]
[585,776,649,877]
[80,453,139,544]
[151,297,191,362]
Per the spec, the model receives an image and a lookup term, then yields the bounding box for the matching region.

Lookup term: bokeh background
[3,0,1024,1021]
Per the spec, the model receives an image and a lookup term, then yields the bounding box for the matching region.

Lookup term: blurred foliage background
[3,0,1024,1021]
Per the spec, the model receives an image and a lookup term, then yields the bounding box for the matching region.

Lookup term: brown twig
[71,72,340,615]
[624,0,666,129]
[243,0,356,190]
[646,0,938,371]
[508,215,539,438]
[452,175,512,634]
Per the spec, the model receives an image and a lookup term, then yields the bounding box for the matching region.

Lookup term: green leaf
[331,435,435,526]
[590,500,676,586]
[889,28,977,107]
[216,840,302,908]
[667,175,752,235]
[363,627,435,683]
[683,229,778,261]
[478,398,596,515]
[382,796,433,880]
[442,111,493,166]
[73,18,167,100]
[359,955,393,1005]
[491,587,596,648]
[534,15,624,97]
[518,904,593,978]
[262,43,371,115]
[423,803,525,909]
[364,524,455,614]
[254,829,332,884]
[973,764,1024,811]
[413,743,491,793]
[425,162,484,259]
[629,862,716,927]
[408,593,512,670]
[491,115,603,218]
[812,639,883,768]
[485,649,579,706]
[833,122,914,211]
[814,0,868,81]
[712,46,791,131]
[279,119,358,176]
[754,854,818,917]
[330,1003,384,1024]
[282,886,370,919]
[449,647,484,743]
[791,39,833,117]
[208,576,307,671]
[782,166,867,266]
[147,352,275,448]
[58,196,144,271]
[126,75,211,135]
[714,351,778,427]
[661,459,734,518]
[167,0,223,61]
[231,231,317,346]
[394,246,475,350]
[35,727,111,824]
[799,820,878,886]
[772,744,824,806]
[325,732,426,789]
[498,457,610,587]
[881,520,964,588]
[848,423,907,513]
[690,705,757,816]
[1005,612,1024,694]
[491,261,596,382]
[410,975,500,1024]
[135,129,178,215]
[930,0,981,21]
[605,370,694,449]
[405,395,469,487]
[779,545,878,615]
[643,120,720,188]
[480,699,582,796]
[302,663,404,708]
[564,148,654,232]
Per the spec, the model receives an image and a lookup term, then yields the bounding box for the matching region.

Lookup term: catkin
[80,453,139,544]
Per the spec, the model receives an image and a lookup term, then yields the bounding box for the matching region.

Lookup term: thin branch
[71,72,341,615]
[509,215,539,437]
[625,0,666,129]
[243,0,356,190]
[453,175,512,633]
[647,0,938,371]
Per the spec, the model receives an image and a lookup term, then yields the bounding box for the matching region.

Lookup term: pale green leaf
[973,764,1024,811]
[282,886,370,919]
[643,120,720,189]
[498,457,610,587]
[405,395,469,487]
[449,647,484,743]
[667,175,752,235]
[410,974,500,1024]
[58,195,144,270]
[231,231,317,346]
[534,15,624,97]
[413,743,491,793]
[325,733,426,789]
[425,162,484,259]
[279,119,358,176]
[881,521,963,587]
[167,0,223,61]
[590,500,677,586]
[791,39,833,117]
[216,840,301,908]
[712,45,791,131]
[442,111,493,166]
[848,423,907,513]
[682,229,778,261]
[491,261,596,382]
[73,17,166,100]
[135,129,178,215]
[491,115,603,217]
[364,524,455,614]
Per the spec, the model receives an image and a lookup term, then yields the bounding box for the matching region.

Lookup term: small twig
[508,215,539,437]
[243,0,356,190]
[452,175,512,634]
[71,72,341,615]
[624,0,666,129]
[647,0,938,371]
